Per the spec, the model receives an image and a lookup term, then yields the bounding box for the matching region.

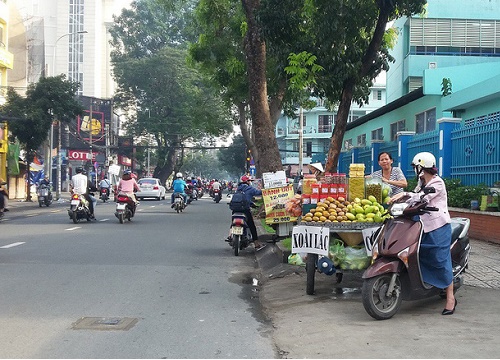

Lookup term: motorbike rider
[211,179,221,198]
[226,175,265,251]
[171,172,188,207]
[39,175,51,187]
[99,176,111,198]
[70,167,97,219]
[117,170,140,214]
[389,152,455,315]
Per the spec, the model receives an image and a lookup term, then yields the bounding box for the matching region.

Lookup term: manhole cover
[72,317,138,331]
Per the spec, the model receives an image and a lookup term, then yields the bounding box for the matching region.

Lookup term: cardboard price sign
[262,185,298,224]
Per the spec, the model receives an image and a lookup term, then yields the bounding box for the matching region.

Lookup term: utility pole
[299,106,304,176]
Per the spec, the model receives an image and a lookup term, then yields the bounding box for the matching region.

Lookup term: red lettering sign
[68,150,97,161]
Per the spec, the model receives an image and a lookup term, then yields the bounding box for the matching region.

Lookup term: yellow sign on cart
[262,185,298,224]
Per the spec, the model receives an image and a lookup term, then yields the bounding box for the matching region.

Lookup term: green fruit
[382,188,389,198]
[368,195,377,203]
[383,196,391,204]
[354,205,365,214]
[361,199,372,206]
[346,212,356,221]
[374,214,382,223]
[364,206,375,214]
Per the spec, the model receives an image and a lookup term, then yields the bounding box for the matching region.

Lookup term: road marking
[26,213,39,217]
[50,210,61,213]
[100,219,109,222]
[65,227,81,231]
[1,242,25,249]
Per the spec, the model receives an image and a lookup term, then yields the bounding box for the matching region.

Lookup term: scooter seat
[450,221,465,242]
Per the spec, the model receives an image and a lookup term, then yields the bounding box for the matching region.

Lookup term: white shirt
[99,179,110,188]
[71,173,88,195]
[212,181,221,190]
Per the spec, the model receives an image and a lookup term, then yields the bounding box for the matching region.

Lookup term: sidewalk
[255,221,500,290]
[254,222,500,358]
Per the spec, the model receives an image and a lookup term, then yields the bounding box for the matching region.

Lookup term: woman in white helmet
[170,172,188,207]
[389,152,456,315]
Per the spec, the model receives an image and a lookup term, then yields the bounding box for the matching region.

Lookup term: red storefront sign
[118,155,132,166]
[68,150,98,161]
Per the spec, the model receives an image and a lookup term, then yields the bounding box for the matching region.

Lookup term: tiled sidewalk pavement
[463,239,500,289]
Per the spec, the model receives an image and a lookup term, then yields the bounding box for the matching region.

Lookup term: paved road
[0,194,276,358]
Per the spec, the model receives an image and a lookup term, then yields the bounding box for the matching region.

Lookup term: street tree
[217,134,247,177]
[110,0,232,184]
[260,0,426,172]
[0,75,83,200]
[189,0,292,175]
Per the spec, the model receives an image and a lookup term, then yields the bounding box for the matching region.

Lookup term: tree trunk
[324,3,392,173]
[241,0,282,176]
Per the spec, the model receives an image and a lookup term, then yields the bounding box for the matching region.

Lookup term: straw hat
[308,163,324,174]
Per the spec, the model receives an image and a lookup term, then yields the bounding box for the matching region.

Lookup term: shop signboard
[261,185,298,224]
[262,170,287,189]
[291,225,330,256]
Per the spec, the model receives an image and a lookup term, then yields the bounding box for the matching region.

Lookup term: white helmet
[412,152,436,177]
[176,172,183,178]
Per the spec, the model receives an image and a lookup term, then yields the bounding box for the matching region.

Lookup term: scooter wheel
[362,274,402,320]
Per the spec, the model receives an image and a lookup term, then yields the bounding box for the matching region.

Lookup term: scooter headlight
[397,247,410,268]
[390,203,408,216]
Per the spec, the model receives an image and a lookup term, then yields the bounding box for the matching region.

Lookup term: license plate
[231,227,243,235]
[71,200,80,205]
[116,203,126,210]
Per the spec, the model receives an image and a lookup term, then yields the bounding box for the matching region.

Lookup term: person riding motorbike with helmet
[171,172,188,207]
[70,167,97,219]
[117,169,140,213]
[226,175,266,251]
[389,152,456,315]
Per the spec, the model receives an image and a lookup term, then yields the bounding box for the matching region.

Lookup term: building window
[357,134,366,147]
[415,108,436,134]
[292,141,299,152]
[344,139,353,150]
[371,128,383,141]
[390,120,406,141]
[306,142,312,157]
[318,115,333,133]
[373,90,382,101]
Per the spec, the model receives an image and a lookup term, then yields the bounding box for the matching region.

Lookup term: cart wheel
[336,272,343,283]
[306,253,318,295]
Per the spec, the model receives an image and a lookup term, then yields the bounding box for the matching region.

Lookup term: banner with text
[262,185,297,225]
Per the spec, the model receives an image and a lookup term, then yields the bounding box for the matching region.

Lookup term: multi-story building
[338,0,500,186]
[276,80,386,176]
[0,0,15,181]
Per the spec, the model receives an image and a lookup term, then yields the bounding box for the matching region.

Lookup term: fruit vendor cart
[292,221,381,295]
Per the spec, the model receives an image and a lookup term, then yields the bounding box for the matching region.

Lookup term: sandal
[254,243,267,251]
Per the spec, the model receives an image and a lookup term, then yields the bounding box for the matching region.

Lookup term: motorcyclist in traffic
[226,175,265,251]
[99,176,111,198]
[171,172,188,207]
[116,170,140,214]
[70,167,97,219]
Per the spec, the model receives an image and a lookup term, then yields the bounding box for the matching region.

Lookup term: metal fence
[451,114,500,186]
[337,116,499,187]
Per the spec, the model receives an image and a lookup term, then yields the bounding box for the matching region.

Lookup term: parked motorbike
[212,188,222,203]
[100,187,110,202]
[36,184,53,207]
[229,211,252,256]
[114,193,136,223]
[67,193,92,223]
[173,192,186,213]
[361,187,471,320]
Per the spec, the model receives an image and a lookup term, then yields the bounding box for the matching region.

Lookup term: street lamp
[49,30,87,200]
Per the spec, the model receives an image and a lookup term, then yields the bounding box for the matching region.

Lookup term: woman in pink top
[117,170,140,203]
[390,152,455,315]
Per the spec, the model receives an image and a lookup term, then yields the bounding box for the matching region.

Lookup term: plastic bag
[340,246,371,270]
[288,253,306,266]
[328,238,346,267]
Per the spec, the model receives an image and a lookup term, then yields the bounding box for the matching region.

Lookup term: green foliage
[405,177,489,209]
[441,77,452,96]
[260,218,276,234]
[217,135,247,177]
[281,237,292,250]
[1,75,82,156]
